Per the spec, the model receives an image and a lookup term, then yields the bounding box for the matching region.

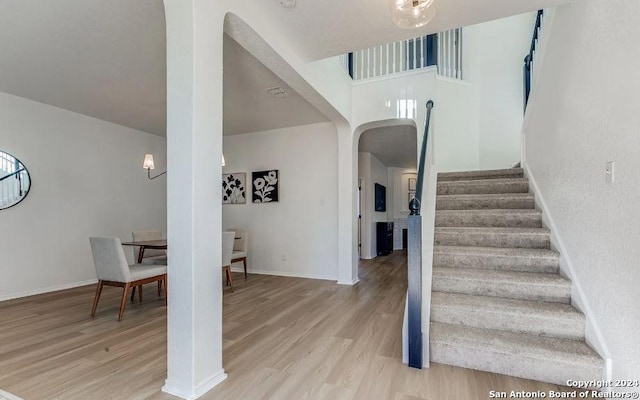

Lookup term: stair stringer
[523,162,612,381]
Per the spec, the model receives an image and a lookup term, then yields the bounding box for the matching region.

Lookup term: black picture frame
[375,183,386,212]
[252,170,279,203]
[222,173,246,204]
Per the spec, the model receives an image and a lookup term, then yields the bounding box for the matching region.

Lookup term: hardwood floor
[0,252,587,399]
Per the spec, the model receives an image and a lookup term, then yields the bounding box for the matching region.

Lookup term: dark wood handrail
[0,168,25,182]
[524,10,544,110]
[409,100,434,216]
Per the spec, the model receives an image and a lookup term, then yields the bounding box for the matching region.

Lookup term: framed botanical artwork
[408,178,417,191]
[222,173,246,204]
[252,170,279,203]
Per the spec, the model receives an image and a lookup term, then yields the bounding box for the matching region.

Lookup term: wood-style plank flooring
[0,252,586,399]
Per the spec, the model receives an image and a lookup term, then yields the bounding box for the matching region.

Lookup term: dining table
[121,239,168,263]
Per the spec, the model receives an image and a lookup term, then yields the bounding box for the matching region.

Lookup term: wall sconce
[143,154,166,180]
[143,153,227,180]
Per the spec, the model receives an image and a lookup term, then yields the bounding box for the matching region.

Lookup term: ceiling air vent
[265,86,290,98]
[279,0,297,8]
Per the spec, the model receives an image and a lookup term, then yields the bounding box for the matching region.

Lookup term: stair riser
[433,253,559,273]
[431,306,584,340]
[436,197,535,210]
[437,181,528,195]
[435,213,542,228]
[430,343,604,387]
[432,278,571,303]
[435,231,550,249]
[438,173,524,182]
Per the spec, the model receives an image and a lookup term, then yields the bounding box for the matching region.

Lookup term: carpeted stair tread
[437,168,524,181]
[432,267,571,303]
[430,322,604,386]
[435,209,542,228]
[436,193,536,210]
[431,292,585,339]
[433,245,560,273]
[437,178,529,195]
[435,226,551,249]
[428,168,604,385]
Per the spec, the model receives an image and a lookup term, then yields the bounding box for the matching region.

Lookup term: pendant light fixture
[391,0,436,29]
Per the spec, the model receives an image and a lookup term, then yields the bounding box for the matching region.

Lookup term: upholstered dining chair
[226,228,248,279]
[132,230,167,265]
[89,237,167,320]
[131,230,167,302]
[222,231,235,292]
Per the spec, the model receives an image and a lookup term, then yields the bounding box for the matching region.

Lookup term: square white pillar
[162,1,226,398]
[337,123,359,285]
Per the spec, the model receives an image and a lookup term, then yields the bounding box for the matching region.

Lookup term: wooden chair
[89,237,167,320]
[222,231,235,292]
[227,228,248,279]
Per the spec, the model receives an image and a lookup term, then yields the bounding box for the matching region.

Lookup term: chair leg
[138,284,143,303]
[118,283,132,321]
[163,275,168,305]
[243,257,247,279]
[130,286,136,302]
[157,280,162,297]
[225,267,234,292]
[91,280,104,317]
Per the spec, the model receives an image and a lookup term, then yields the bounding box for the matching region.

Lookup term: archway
[353,119,418,268]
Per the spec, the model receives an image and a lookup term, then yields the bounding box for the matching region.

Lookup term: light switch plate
[606,161,615,183]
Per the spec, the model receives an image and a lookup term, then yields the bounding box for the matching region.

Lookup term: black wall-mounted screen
[375,183,386,212]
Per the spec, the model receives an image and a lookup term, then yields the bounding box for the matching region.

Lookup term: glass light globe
[392,0,437,29]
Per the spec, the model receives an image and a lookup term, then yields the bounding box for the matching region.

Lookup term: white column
[163,0,226,399]
[337,122,359,285]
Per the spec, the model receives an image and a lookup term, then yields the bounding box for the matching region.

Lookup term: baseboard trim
[162,369,227,400]
[230,267,336,282]
[523,163,612,380]
[0,279,98,302]
[337,278,360,286]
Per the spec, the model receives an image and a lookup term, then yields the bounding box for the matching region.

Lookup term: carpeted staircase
[429,168,604,385]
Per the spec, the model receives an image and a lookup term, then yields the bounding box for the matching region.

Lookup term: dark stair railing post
[523,10,544,111]
[407,100,434,369]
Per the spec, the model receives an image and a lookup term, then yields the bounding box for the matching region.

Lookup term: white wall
[433,78,480,171]
[352,70,437,138]
[369,153,389,258]
[0,91,167,301]
[222,122,338,280]
[388,168,417,220]
[358,153,371,260]
[464,12,535,170]
[357,152,389,260]
[523,0,640,382]
[351,10,533,174]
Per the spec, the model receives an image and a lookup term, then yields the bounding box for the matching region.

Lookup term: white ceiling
[250,0,574,61]
[0,0,574,136]
[359,125,417,169]
[223,35,329,136]
[0,0,167,135]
